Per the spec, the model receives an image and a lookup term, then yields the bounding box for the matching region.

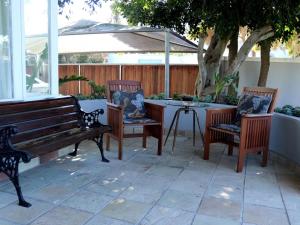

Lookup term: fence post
[119,64,122,80]
[165,30,170,98]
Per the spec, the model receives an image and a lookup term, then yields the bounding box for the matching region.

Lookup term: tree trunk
[204,33,231,88]
[227,31,239,96]
[228,31,238,66]
[258,40,271,87]
[194,35,207,97]
[226,25,274,75]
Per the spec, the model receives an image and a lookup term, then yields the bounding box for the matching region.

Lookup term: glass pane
[0,0,13,100]
[24,0,49,96]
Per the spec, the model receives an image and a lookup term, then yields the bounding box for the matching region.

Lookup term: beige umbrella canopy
[58,20,198,54]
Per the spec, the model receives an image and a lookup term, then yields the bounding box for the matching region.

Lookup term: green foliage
[214,72,239,102]
[275,105,300,117]
[203,95,213,103]
[172,92,181,100]
[224,95,239,106]
[148,92,165,100]
[59,75,89,86]
[88,80,106,99]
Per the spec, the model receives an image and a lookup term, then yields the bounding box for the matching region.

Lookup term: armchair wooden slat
[106,80,165,160]
[204,87,278,172]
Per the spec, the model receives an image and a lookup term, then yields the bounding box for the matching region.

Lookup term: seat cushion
[213,123,241,133]
[112,89,146,119]
[234,94,272,125]
[124,117,158,124]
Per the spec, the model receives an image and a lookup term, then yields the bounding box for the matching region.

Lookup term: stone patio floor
[0,135,300,225]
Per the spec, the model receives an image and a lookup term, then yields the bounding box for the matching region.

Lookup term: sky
[58,1,116,28]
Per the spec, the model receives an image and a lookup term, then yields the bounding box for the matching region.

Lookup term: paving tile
[85,214,133,225]
[212,174,244,188]
[193,214,240,225]
[0,219,20,225]
[0,199,53,224]
[140,205,194,225]
[120,183,164,204]
[146,165,183,178]
[158,189,202,212]
[100,198,152,224]
[206,185,243,202]
[30,206,92,225]
[198,196,241,220]
[169,179,205,195]
[288,209,300,225]
[243,204,289,225]
[0,192,18,208]
[85,179,130,197]
[61,190,113,213]
[244,188,284,209]
[25,182,79,204]
[2,136,298,225]
[133,174,173,191]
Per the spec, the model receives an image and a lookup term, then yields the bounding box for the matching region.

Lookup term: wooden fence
[59,64,198,97]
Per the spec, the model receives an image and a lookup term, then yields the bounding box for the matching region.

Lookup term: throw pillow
[234,94,272,125]
[112,89,146,120]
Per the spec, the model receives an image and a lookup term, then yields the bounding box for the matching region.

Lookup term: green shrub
[274,105,300,117]
[224,95,239,106]
[148,92,165,100]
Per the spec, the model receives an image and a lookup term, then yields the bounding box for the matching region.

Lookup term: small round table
[164,101,207,153]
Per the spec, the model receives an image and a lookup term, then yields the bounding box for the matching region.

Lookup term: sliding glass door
[0,0,13,100]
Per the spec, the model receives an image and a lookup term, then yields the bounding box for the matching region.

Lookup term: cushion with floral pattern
[112,89,146,120]
[234,94,272,125]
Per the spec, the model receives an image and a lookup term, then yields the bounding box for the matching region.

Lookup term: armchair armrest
[106,102,124,138]
[243,113,272,118]
[240,113,273,149]
[205,107,237,128]
[144,102,165,123]
[106,102,124,110]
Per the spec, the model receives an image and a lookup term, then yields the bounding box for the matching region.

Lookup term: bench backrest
[0,96,81,144]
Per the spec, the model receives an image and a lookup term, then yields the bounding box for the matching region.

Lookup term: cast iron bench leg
[69,142,80,156]
[11,175,31,207]
[1,157,31,207]
[95,133,109,163]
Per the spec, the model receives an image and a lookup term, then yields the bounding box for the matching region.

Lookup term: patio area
[0,135,299,225]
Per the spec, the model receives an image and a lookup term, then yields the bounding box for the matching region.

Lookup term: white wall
[238,58,300,107]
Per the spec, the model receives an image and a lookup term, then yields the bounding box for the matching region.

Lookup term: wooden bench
[0,96,111,207]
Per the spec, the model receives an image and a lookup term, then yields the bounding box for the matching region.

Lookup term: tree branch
[226,25,274,75]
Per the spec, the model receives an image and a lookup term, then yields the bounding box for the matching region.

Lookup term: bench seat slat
[10,113,79,133]
[12,121,79,143]
[16,126,111,157]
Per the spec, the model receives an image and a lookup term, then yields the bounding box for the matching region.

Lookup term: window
[0,0,13,100]
[24,0,50,97]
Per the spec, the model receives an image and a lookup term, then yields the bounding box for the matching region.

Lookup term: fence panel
[80,65,119,96]
[170,65,198,96]
[58,64,198,97]
[122,65,165,96]
[59,65,79,95]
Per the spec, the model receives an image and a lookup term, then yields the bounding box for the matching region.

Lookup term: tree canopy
[117,0,300,96]
[58,0,103,14]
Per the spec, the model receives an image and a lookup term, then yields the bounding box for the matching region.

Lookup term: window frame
[1,0,58,102]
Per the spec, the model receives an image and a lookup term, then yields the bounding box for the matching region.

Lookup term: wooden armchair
[204,87,278,172]
[106,80,165,160]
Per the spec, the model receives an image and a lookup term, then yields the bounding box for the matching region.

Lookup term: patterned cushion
[112,89,146,119]
[213,123,241,133]
[234,94,272,125]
